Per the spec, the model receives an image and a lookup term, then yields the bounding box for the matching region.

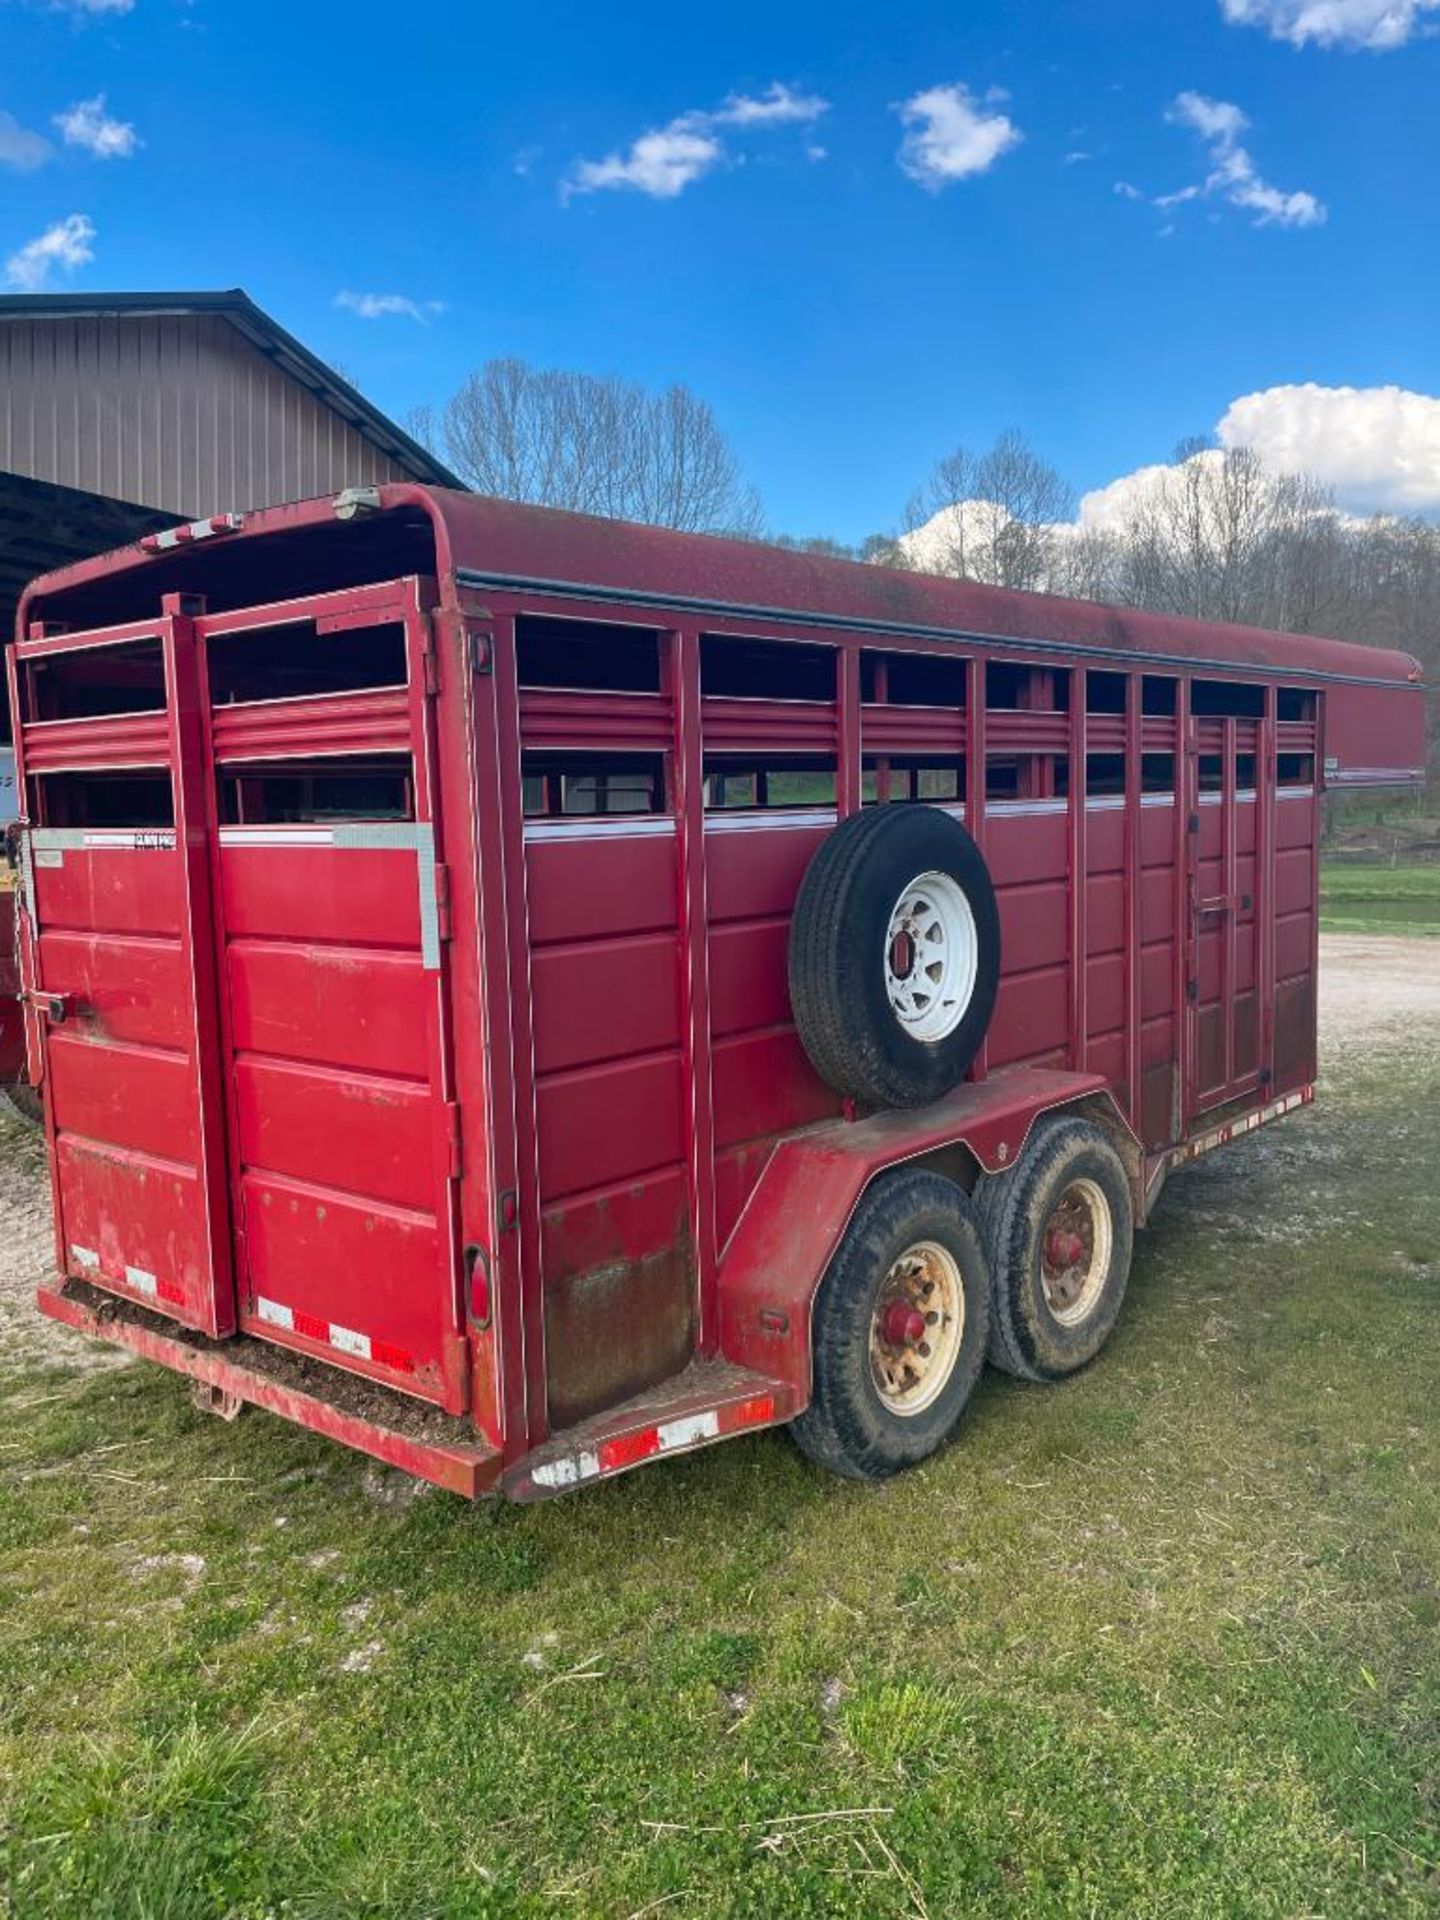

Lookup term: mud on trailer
[5,487,1426,1498]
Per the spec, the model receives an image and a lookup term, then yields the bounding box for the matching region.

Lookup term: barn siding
[0,313,413,519]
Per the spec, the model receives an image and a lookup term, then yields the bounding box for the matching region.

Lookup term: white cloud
[712,83,828,129]
[54,95,139,159]
[896,83,1022,189]
[1170,91,1248,143]
[568,124,723,200]
[54,0,134,11]
[1159,91,1326,228]
[0,111,51,171]
[902,385,1440,575]
[1220,0,1440,48]
[566,82,829,201]
[335,291,445,323]
[1218,383,1440,513]
[1113,179,1144,200]
[5,212,95,290]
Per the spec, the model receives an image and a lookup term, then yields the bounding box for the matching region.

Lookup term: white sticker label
[329,1323,371,1360]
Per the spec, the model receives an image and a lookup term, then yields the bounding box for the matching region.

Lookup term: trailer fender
[716,1067,1130,1402]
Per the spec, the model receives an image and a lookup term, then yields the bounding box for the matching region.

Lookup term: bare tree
[905,430,1076,591]
[1102,441,1340,629]
[434,357,762,536]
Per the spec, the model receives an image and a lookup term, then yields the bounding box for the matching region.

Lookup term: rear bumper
[37,1279,502,1499]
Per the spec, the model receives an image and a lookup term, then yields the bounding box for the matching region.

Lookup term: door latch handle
[21,989,70,1024]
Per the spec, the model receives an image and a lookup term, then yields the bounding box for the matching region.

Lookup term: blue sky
[3,0,1438,540]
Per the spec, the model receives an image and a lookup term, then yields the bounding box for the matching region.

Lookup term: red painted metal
[717,1066,1115,1398]
[37,1279,500,1497]
[7,485,1426,1498]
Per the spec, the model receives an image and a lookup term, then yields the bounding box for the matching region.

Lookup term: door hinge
[434,863,453,942]
[1186,977,1199,1003]
[444,1101,463,1180]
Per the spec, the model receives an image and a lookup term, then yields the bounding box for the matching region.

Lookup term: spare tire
[789,806,1000,1110]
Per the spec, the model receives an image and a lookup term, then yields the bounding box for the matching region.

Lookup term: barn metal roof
[0,289,462,491]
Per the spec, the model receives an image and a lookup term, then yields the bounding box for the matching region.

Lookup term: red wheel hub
[1045,1228,1084,1270]
[882,1301,927,1347]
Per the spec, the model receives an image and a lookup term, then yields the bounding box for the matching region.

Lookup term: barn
[0,287,462,1100]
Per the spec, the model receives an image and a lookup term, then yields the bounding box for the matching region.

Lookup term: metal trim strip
[522,816,678,843]
[455,566,1421,692]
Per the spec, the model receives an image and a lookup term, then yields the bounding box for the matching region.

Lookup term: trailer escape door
[9,604,236,1337]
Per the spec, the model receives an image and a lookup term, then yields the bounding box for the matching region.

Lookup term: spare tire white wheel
[788,806,1001,1110]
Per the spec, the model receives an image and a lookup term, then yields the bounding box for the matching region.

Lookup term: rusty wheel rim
[1040,1177,1113,1327]
[868,1239,965,1417]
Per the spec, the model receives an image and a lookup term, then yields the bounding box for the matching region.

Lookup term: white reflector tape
[70,1244,100,1271]
[532,1451,602,1490]
[657,1410,721,1452]
[328,1323,372,1361]
[124,1265,158,1299]
[256,1296,295,1332]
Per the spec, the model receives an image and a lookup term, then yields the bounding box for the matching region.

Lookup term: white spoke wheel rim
[883,869,978,1045]
[1040,1177,1113,1327]
[868,1239,966,1418]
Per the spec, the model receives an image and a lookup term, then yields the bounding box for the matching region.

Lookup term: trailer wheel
[976,1117,1133,1383]
[790,1167,990,1481]
[789,806,1000,1110]
[0,1083,41,1129]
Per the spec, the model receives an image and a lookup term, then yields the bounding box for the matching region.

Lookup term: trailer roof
[15,484,1425,690]
[422,489,1420,689]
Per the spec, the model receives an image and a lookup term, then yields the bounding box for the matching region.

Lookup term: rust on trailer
[505,1354,799,1501]
[38,1277,501,1497]
[5,486,1426,1496]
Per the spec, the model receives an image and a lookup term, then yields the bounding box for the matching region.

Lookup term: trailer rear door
[199,581,468,1413]
[8,606,236,1336]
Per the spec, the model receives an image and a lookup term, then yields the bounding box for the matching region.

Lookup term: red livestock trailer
[6,487,1427,1497]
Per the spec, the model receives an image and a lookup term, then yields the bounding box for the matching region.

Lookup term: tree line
[408,360,1436,784]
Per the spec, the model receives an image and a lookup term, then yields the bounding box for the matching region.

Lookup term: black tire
[789,805,1000,1111]
[975,1116,1133,1383]
[790,1167,991,1481]
[0,1082,41,1129]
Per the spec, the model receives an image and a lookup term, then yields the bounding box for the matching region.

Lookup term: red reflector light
[732,1394,776,1429]
[156,1278,185,1306]
[598,1427,662,1474]
[294,1309,329,1344]
[371,1339,416,1375]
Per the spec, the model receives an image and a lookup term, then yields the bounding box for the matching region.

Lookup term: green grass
[1320,862,1440,935]
[3,1049,1440,1918]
